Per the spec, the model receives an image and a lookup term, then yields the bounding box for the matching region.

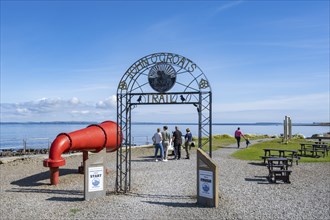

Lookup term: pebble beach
[0,140,329,220]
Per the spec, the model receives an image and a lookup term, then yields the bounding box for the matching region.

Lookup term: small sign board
[199,170,213,199]
[197,148,218,207]
[84,150,107,201]
[88,166,104,192]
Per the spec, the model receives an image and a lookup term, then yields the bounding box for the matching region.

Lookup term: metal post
[116,94,122,192]
[198,92,202,149]
[209,92,212,158]
[128,107,132,192]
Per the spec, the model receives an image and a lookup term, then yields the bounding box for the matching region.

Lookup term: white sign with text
[88,166,104,192]
[199,170,213,199]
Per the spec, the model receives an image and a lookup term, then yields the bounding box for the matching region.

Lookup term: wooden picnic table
[261,148,299,165]
[299,143,329,158]
[309,137,330,142]
[267,157,291,183]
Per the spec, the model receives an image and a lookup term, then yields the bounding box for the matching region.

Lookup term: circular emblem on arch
[148,63,177,93]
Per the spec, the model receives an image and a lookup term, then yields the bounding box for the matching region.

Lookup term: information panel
[88,166,104,192]
[199,170,213,199]
[197,148,218,207]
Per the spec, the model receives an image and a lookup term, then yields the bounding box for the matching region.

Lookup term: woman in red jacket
[234,127,246,148]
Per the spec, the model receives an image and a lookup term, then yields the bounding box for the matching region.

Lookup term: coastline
[1,121,329,126]
[1,121,329,151]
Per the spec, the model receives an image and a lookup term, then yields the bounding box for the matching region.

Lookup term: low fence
[0,137,51,156]
[132,136,151,146]
[0,136,151,157]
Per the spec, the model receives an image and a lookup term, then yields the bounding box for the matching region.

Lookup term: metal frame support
[116,52,212,193]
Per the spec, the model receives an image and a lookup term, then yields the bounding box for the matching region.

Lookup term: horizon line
[0,121,329,126]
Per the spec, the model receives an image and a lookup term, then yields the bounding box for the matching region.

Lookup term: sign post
[197,148,218,207]
[84,149,106,200]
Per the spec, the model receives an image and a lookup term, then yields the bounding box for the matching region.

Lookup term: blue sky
[1,0,329,123]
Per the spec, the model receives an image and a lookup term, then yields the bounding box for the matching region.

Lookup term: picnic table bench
[299,143,329,158]
[267,157,291,183]
[261,148,300,165]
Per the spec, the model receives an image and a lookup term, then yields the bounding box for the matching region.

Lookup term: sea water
[0,123,90,150]
[132,123,329,145]
[1,122,329,150]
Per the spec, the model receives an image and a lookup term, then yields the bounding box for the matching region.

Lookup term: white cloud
[215,93,329,112]
[16,108,30,114]
[96,95,117,109]
[70,97,80,105]
[1,92,328,123]
[215,0,243,13]
[126,93,329,123]
[71,110,90,115]
[0,96,117,122]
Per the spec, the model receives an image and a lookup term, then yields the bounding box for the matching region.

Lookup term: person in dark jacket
[172,126,182,160]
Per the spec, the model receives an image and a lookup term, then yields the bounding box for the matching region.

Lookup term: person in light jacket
[152,128,164,161]
[161,126,171,161]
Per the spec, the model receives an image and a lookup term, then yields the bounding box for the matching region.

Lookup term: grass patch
[199,135,236,152]
[199,134,271,152]
[69,208,81,215]
[129,136,329,163]
[231,138,330,162]
[200,134,272,152]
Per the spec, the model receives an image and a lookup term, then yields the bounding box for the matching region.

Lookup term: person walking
[234,127,246,148]
[172,126,182,160]
[184,128,193,159]
[161,126,171,161]
[152,128,164,161]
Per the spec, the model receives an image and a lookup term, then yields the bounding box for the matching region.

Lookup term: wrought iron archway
[116,52,212,193]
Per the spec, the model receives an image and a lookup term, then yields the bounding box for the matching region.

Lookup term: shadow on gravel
[11,168,78,187]
[131,155,180,162]
[245,176,270,184]
[248,162,266,166]
[144,200,197,207]
[46,196,84,202]
[136,156,154,159]
[131,155,156,162]
[129,192,195,200]
[7,188,82,196]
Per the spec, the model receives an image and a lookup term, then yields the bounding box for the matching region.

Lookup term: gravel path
[0,140,329,220]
